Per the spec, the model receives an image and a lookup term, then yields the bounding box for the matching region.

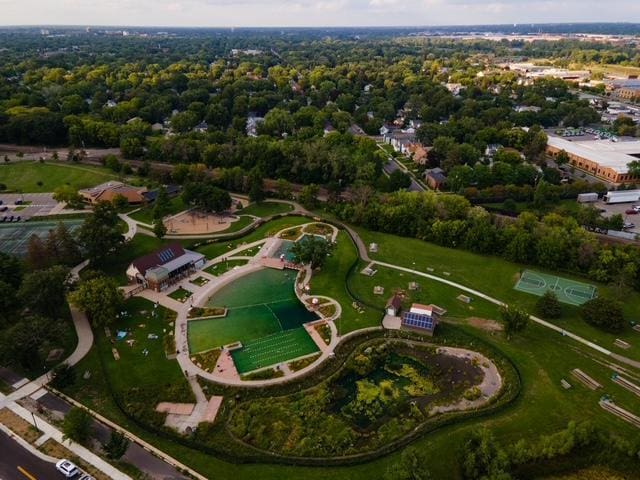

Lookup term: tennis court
[187,268,319,370]
[0,220,83,256]
[232,327,318,374]
[515,270,597,306]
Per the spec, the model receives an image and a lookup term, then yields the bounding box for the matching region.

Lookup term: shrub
[581,297,625,332]
[535,291,562,319]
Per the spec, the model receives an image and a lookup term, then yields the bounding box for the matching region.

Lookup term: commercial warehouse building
[546,135,640,184]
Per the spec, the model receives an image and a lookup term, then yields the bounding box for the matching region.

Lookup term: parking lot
[590,199,640,235]
[0,192,58,219]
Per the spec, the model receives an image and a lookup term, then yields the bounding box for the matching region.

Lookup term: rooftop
[547,135,640,174]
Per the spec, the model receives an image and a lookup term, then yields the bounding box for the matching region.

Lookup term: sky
[0,0,639,27]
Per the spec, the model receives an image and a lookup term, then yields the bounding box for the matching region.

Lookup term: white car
[633,205,640,213]
[56,459,79,478]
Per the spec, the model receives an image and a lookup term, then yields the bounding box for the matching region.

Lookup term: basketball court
[514,270,597,306]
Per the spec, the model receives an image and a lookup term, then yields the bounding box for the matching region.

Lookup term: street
[0,429,55,480]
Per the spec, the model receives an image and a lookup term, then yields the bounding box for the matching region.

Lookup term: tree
[461,428,512,480]
[182,182,232,213]
[0,251,23,288]
[18,265,69,318]
[627,160,640,178]
[290,236,332,269]
[500,305,529,338]
[535,291,562,319]
[111,193,129,211]
[70,276,124,328]
[0,315,58,371]
[555,149,569,166]
[275,178,292,199]
[247,168,265,203]
[153,220,167,239]
[384,447,432,480]
[0,280,17,327]
[52,222,81,266]
[62,407,92,444]
[50,363,76,389]
[77,202,124,265]
[152,186,170,220]
[103,431,129,460]
[25,234,50,270]
[299,184,319,210]
[53,185,85,209]
[581,297,625,332]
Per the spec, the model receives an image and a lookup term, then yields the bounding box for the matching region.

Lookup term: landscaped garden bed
[190,276,209,287]
[168,287,193,303]
[303,222,334,237]
[314,323,332,344]
[187,306,226,319]
[190,349,222,373]
[288,353,321,371]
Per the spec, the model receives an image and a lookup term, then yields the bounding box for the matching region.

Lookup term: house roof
[386,294,402,310]
[79,181,147,203]
[131,243,187,277]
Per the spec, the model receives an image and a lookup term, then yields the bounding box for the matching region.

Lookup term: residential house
[485,144,503,158]
[424,168,447,190]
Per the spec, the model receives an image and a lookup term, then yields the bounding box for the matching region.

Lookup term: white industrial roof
[547,136,640,174]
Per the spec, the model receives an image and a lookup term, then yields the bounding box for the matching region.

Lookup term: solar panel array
[402,311,434,330]
[158,249,176,263]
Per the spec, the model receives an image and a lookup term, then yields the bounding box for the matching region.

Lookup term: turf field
[0,161,117,193]
[232,327,318,374]
[187,268,319,370]
[515,270,597,306]
[0,220,83,256]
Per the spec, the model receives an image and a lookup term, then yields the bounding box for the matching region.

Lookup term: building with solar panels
[126,243,206,292]
[401,303,439,336]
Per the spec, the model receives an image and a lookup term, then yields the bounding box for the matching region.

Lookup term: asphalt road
[0,430,55,480]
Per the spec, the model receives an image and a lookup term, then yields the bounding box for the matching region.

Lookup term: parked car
[55,459,79,478]
[0,206,7,212]
[14,199,22,205]
[623,222,635,230]
[13,215,21,222]
[625,209,638,215]
[633,205,640,212]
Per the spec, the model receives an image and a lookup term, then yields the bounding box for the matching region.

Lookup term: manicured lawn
[64,297,192,413]
[195,215,309,259]
[190,276,209,287]
[204,259,249,276]
[0,161,118,192]
[310,231,382,334]
[168,287,193,303]
[350,264,501,321]
[223,215,255,233]
[240,201,293,218]
[129,196,186,225]
[356,227,640,362]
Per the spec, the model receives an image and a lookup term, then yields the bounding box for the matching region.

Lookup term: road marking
[17,466,37,480]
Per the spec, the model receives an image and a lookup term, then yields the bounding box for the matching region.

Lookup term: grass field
[240,201,294,218]
[356,227,640,362]
[232,327,319,374]
[0,219,83,256]
[204,259,249,276]
[0,161,118,192]
[129,197,186,225]
[310,231,382,334]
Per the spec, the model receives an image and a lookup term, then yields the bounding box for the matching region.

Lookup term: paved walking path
[118,213,138,241]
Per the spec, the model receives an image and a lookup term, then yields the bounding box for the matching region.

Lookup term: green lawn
[356,227,640,362]
[310,231,382,334]
[63,297,192,414]
[0,161,118,192]
[195,215,309,259]
[240,201,294,218]
[168,287,193,302]
[129,196,186,225]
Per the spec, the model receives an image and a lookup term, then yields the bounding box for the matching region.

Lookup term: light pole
[31,411,39,432]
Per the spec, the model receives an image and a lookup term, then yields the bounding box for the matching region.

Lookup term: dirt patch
[467,317,503,332]
[165,210,241,235]
[512,272,521,284]
[0,408,41,442]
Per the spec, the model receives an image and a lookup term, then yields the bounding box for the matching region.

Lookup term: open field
[239,201,294,217]
[0,161,118,192]
[357,227,640,362]
[129,196,186,225]
[310,231,382,334]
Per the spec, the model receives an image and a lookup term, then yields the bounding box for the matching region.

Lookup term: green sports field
[515,270,597,306]
[232,327,318,374]
[0,161,117,192]
[187,268,319,371]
